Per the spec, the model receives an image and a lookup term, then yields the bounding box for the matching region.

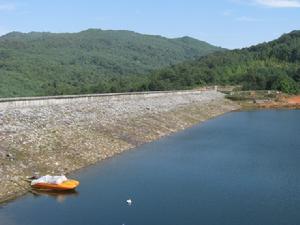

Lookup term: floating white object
[126,199,132,206]
[31,175,67,185]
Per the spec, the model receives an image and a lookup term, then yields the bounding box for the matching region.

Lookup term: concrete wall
[0,90,214,109]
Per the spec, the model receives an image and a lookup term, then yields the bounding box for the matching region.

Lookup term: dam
[0,90,239,203]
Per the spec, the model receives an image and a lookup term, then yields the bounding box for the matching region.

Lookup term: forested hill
[146,30,300,94]
[0,29,222,97]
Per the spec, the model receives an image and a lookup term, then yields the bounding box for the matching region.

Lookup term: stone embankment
[0,90,239,203]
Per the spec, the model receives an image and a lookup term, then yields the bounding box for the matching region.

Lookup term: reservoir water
[1,110,300,225]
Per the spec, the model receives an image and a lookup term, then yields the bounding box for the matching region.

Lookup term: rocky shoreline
[0,90,239,204]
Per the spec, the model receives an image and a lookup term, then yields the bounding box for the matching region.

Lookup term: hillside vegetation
[1,29,299,97]
[145,30,300,94]
[0,29,221,97]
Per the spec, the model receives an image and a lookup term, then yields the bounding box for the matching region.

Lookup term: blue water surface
[1,110,300,225]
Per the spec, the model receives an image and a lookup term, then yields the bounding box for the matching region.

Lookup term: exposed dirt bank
[0,90,239,204]
[242,96,300,110]
[226,91,300,110]
[287,96,300,104]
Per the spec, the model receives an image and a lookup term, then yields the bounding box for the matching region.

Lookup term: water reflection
[31,189,79,203]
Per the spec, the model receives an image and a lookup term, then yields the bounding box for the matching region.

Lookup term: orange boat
[31,179,80,191]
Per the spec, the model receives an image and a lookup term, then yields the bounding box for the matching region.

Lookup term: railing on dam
[0,87,218,109]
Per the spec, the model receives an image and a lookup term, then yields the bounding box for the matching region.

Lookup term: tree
[271,75,299,94]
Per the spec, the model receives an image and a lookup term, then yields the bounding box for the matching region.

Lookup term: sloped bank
[0,90,239,203]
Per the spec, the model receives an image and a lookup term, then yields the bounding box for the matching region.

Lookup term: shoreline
[237,102,300,111]
[0,90,239,204]
[225,90,300,110]
[1,90,299,205]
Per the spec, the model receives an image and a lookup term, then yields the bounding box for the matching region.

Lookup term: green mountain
[0,29,222,97]
[145,30,300,94]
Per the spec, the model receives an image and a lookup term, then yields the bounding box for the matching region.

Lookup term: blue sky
[0,0,299,49]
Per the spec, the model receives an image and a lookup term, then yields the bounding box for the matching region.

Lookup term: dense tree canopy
[0,29,299,97]
[144,30,300,94]
[0,29,222,97]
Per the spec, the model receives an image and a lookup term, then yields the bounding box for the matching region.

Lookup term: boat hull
[31,179,80,191]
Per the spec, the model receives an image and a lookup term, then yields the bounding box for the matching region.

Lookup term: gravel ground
[0,90,239,204]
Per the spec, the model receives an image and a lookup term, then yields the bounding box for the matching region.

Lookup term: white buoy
[126,199,132,206]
